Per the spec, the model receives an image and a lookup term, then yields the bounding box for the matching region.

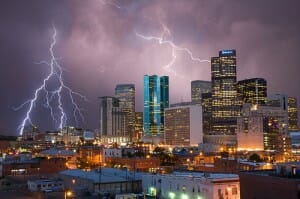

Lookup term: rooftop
[59,168,143,184]
[40,148,75,156]
[28,179,63,184]
[143,171,239,183]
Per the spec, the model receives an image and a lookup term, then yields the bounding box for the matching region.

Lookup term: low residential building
[142,171,240,199]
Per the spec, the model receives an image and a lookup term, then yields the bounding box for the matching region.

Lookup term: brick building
[239,170,300,199]
[1,157,67,176]
[105,157,160,171]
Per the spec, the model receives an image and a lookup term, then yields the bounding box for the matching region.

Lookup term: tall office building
[164,105,203,146]
[267,94,298,131]
[115,84,135,140]
[288,97,299,132]
[134,112,143,142]
[99,96,128,143]
[211,49,239,136]
[202,92,212,135]
[143,75,169,137]
[191,80,211,105]
[237,78,267,105]
[267,94,288,110]
[237,104,290,153]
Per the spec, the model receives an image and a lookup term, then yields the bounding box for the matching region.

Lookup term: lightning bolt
[136,23,211,78]
[15,25,87,135]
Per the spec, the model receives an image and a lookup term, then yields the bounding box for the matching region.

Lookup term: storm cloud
[0,0,299,134]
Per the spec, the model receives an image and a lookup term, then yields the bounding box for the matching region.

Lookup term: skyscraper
[237,103,290,154]
[191,80,211,105]
[134,112,143,142]
[267,94,299,132]
[164,105,203,146]
[202,92,212,135]
[237,78,267,105]
[211,50,239,136]
[267,94,288,110]
[115,84,135,140]
[288,97,299,132]
[99,96,128,143]
[143,75,169,137]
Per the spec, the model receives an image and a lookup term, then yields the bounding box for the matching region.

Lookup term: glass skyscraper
[211,49,239,135]
[237,78,267,105]
[143,75,169,136]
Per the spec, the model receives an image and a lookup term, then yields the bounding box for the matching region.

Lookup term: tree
[249,153,263,162]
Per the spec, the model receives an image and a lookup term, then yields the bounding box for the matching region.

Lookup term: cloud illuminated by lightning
[100,0,121,9]
[136,23,211,77]
[14,25,87,135]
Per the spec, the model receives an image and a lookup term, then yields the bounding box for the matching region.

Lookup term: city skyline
[0,0,299,135]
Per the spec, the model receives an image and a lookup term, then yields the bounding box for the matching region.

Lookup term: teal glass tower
[143,75,169,136]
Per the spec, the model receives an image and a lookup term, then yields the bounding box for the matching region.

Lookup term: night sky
[0,0,299,135]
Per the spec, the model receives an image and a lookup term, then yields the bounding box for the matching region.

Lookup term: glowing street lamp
[149,187,156,196]
[181,193,188,199]
[64,190,72,199]
[169,192,175,199]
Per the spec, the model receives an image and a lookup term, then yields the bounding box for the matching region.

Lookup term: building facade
[237,78,267,105]
[134,112,143,142]
[143,75,169,137]
[210,50,239,142]
[267,94,288,110]
[142,172,240,199]
[237,104,290,153]
[202,92,212,135]
[288,97,299,132]
[164,105,203,146]
[237,104,265,151]
[191,80,211,105]
[60,168,142,194]
[99,96,129,143]
[115,84,135,140]
[240,165,300,199]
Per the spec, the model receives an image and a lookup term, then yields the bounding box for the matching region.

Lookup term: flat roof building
[59,168,143,194]
[164,105,203,146]
[142,171,240,199]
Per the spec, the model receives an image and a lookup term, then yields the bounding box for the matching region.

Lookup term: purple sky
[0,0,299,135]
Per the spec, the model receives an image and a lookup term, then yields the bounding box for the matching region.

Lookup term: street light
[181,193,188,199]
[169,192,175,199]
[64,190,72,199]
